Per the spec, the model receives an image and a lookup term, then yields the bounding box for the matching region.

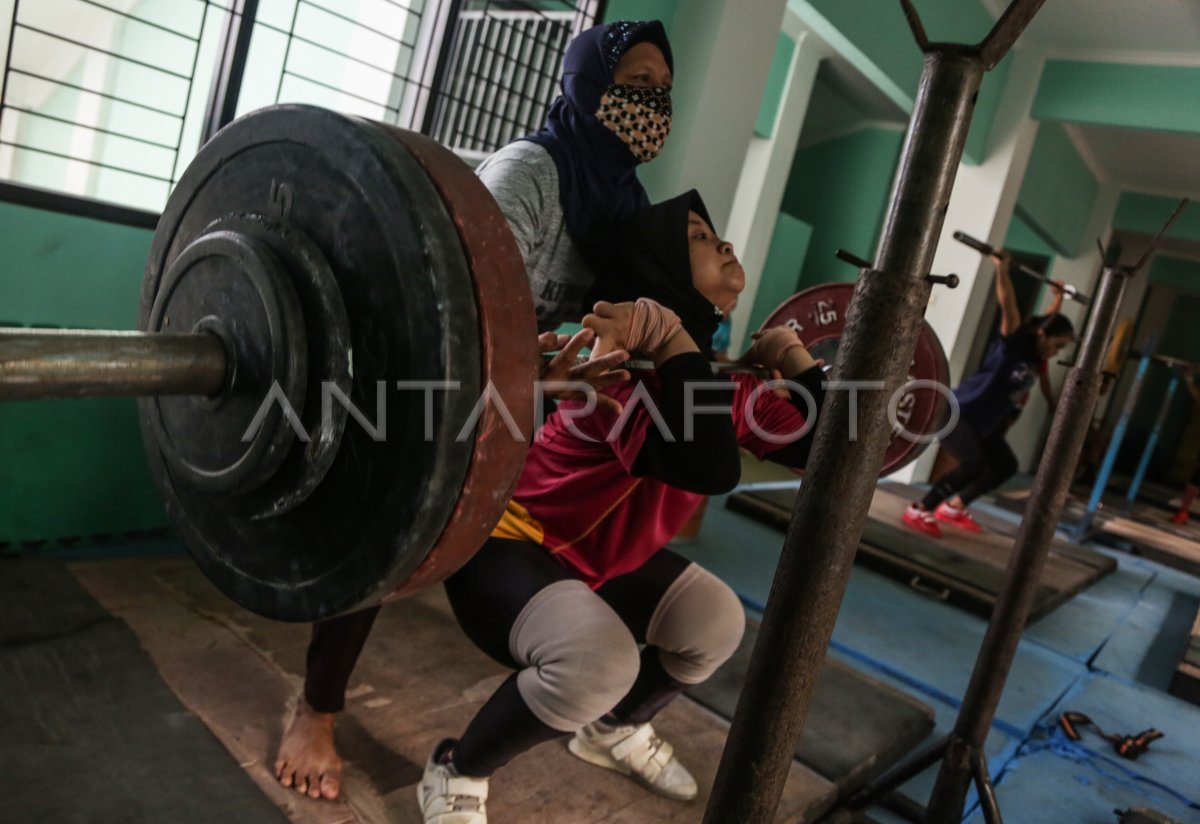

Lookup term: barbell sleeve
[0,328,228,400]
[1,325,800,403]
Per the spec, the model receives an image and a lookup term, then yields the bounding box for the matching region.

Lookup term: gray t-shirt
[476,141,595,333]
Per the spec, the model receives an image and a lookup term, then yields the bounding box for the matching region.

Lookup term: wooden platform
[728,484,1115,622]
[69,555,837,824]
[996,489,1200,577]
[1169,605,1200,707]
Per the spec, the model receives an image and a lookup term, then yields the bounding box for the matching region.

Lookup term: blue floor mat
[968,743,1200,824]
[682,495,1200,823]
[1092,583,1200,690]
[980,672,1200,822]
[1024,560,1155,662]
[680,499,1086,739]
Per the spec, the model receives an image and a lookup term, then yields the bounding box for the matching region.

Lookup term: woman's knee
[510,580,640,731]
[646,565,745,685]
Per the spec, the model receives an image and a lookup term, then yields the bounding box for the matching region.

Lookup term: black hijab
[582,190,725,355]
[524,20,674,242]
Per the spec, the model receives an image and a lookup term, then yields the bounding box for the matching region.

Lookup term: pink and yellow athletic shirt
[491,372,809,588]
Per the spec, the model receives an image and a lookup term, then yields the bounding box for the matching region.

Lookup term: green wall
[1149,255,1200,292]
[0,200,168,544]
[1114,192,1200,245]
[749,212,813,330]
[602,0,679,27]
[781,127,905,289]
[1033,61,1200,135]
[794,0,1012,164]
[1005,211,1055,258]
[1014,123,1098,257]
[1130,290,1200,480]
[755,33,797,138]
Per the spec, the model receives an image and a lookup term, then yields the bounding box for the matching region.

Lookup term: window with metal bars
[0,0,229,212]
[423,0,599,161]
[0,0,601,213]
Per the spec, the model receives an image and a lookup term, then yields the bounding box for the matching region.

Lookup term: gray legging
[442,538,745,777]
[922,416,1020,511]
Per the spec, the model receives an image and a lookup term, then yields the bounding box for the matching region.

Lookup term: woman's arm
[993,252,1022,337]
[1039,370,1057,410]
[584,301,742,494]
[1042,281,1066,317]
[759,363,828,468]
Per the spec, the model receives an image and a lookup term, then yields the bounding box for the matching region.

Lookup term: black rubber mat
[993,490,1200,577]
[729,484,1115,621]
[687,619,935,795]
[0,558,289,822]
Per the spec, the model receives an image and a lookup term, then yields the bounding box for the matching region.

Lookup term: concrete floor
[69,554,833,824]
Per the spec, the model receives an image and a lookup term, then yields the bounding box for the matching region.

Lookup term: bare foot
[275,698,343,800]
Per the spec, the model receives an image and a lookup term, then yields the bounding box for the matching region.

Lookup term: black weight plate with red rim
[138,105,482,621]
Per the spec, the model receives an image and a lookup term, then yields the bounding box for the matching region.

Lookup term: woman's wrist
[653,328,699,367]
[780,345,817,376]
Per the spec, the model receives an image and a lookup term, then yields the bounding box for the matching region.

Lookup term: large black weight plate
[138,106,482,621]
[204,213,353,517]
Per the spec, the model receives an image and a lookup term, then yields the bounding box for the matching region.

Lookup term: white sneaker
[418,740,489,824]
[568,721,698,801]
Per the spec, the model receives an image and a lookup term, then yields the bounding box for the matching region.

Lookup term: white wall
[725,15,828,354]
[891,49,1046,483]
[636,0,790,235]
[1003,183,1120,470]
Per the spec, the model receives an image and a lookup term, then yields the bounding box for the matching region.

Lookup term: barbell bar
[0,105,949,622]
[953,230,1092,305]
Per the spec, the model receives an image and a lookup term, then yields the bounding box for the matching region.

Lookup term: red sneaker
[902,504,942,539]
[935,502,984,534]
[1171,509,1189,526]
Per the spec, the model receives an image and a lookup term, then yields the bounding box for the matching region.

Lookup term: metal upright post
[701,3,1047,823]
[201,0,261,144]
[923,198,1190,822]
[924,261,1133,822]
[1075,350,1151,538]
[1126,368,1181,507]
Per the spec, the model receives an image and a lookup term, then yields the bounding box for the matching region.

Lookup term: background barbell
[953,229,1092,305]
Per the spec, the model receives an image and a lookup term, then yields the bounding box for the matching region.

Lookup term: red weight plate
[760,282,950,476]
[374,125,539,596]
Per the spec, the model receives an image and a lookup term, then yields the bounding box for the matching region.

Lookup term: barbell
[0,105,948,622]
[953,230,1091,305]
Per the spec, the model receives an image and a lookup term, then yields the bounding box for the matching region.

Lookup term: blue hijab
[524,20,674,242]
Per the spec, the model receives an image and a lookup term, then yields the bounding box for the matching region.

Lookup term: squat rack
[702,0,1188,818]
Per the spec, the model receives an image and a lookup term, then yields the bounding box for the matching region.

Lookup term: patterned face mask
[596,84,672,163]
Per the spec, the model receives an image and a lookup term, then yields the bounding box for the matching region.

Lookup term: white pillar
[1004,183,1120,469]
[726,18,827,354]
[890,49,1047,483]
[637,0,790,235]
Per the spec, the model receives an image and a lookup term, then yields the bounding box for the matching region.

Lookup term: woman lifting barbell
[274,19,679,801]
[417,191,826,824]
[902,249,1076,538]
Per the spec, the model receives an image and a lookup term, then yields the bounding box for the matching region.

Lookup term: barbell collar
[0,328,227,400]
